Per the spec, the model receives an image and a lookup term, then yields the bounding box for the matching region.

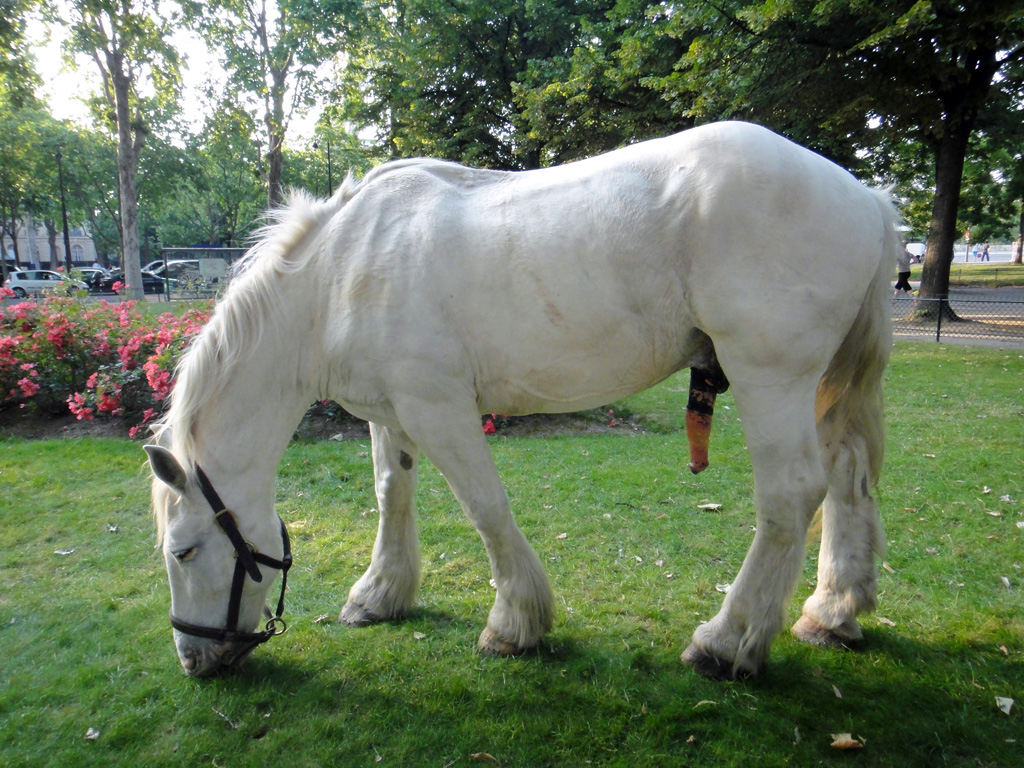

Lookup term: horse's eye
[173,547,197,563]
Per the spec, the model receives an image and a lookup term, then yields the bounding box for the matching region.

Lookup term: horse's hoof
[339,602,383,628]
[477,627,524,657]
[791,616,862,649]
[681,643,745,681]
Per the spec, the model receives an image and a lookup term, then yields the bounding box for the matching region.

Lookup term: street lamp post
[55,150,72,272]
[313,136,333,197]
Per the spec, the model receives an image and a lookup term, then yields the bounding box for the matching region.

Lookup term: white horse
[146,121,896,679]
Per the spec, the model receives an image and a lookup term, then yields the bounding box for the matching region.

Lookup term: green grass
[911,262,1024,287]
[1,342,1022,767]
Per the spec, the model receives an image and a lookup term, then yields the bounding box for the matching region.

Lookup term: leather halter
[169,464,292,647]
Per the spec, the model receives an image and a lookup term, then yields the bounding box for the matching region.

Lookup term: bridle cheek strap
[169,465,293,647]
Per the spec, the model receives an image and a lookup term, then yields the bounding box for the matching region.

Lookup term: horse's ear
[145,445,188,494]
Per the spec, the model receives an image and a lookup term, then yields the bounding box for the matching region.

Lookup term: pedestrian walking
[895,246,913,295]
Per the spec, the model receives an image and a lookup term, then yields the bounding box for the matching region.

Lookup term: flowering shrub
[1,291,210,437]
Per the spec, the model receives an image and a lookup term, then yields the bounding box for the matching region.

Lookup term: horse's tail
[813,189,897,558]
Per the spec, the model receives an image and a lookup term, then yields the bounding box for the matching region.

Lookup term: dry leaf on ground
[996,697,1014,715]
[830,733,863,749]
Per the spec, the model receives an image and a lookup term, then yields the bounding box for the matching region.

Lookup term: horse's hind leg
[793,374,886,648]
[340,423,422,626]
[682,376,827,679]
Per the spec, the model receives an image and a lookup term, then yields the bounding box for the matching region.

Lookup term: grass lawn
[911,262,1024,288]
[1,342,1022,767]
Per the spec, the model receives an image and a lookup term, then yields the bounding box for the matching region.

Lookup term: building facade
[2,218,100,270]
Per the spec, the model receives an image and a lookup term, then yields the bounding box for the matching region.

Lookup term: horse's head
[145,443,291,677]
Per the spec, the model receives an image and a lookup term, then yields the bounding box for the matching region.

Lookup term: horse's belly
[473,326,695,416]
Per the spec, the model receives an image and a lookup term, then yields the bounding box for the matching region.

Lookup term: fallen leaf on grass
[715,583,731,594]
[830,733,863,749]
[84,727,100,740]
[413,631,427,640]
[882,561,896,574]
[996,697,1014,715]
[54,548,75,556]
[1001,577,1011,589]
[313,614,331,624]
[469,753,497,762]
[556,532,568,540]
[697,503,722,511]
[926,547,938,555]
[923,453,936,459]
[1016,521,1024,530]
[832,685,843,699]
[877,616,896,627]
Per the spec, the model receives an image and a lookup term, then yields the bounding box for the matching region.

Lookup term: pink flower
[17,377,40,397]
[67,392,94,421]
[112,281,123,294]
[0,286,13,299]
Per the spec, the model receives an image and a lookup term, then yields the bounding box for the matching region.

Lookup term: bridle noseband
[169,464,292,649]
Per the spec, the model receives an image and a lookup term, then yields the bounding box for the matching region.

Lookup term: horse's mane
[151,157,497,467]
[152,178,365,466]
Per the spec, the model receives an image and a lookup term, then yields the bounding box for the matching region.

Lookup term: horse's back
[324,122,895,416]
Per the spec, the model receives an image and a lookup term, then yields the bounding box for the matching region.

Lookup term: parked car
[146,260,200,283]
[77,267,111,292]
[6,269,87,297]
[98,269,165,294]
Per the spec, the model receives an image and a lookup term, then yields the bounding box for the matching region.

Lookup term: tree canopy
[7,0,1024,280]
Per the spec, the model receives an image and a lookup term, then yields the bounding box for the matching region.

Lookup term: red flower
[482,418,496,435]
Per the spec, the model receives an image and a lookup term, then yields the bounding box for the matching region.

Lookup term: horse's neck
[191,305,321,493]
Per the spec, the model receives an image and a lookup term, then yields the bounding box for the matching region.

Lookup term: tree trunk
[919,121,972,302]
[265,66,288,208]
[109,52,145,301]
[7,205,22,268]
[25,211,37,268]
[1015,201,1023,264]
[44,218,58,270]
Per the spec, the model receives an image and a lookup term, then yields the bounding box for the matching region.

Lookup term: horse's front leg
[340,422,422,626]
[682,377,827,679]
[396,402,554,655]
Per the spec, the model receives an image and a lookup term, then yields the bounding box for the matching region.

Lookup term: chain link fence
[892,296,1024,347]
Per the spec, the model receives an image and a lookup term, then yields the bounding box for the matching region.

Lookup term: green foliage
[1,344,1022,766]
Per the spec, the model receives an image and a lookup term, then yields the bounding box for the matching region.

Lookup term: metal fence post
[935,297,945,342]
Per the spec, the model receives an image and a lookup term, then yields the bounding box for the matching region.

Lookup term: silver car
[6,269,87,297]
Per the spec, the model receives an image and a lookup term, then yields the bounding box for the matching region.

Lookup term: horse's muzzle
[175,633,260,677]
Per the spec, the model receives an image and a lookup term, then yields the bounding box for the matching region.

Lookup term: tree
[339,0,626,170]
[61,0,182,299]
[184,0,354,206]
[652,1,1024,302]
[154,100,265,246]
[0,0,41,105]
